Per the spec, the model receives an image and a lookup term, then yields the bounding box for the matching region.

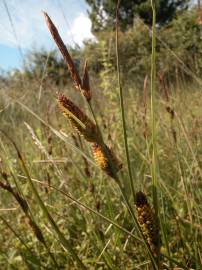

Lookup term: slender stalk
[115,0,135,202]
[150,0,161,264]
[151,0,158,216]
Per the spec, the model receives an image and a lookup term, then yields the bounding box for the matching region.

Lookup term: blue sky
[0,0,93,71]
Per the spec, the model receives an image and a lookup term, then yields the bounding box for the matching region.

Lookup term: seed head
[29,220,45,244]
[82,61,91,101]
[92,143,122,178]
[43,12,82,90]
[58,94,99,142]
[135,191,159,257]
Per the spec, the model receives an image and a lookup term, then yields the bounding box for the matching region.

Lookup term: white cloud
[0,0,94,50]
[71,13,95,46]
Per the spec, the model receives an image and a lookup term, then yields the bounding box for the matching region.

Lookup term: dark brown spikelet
[166,106,175,120]
[58,94,99,142]
[29,219,45,244]
[92,143,122,178]
[14,193,29,214]
[43,12,82,90]
[135,191,159,257]
[82,61,91,102]
[0,181,29,214]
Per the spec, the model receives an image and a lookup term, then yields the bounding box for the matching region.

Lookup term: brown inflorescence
[44,12,92,102]
[135,191,159,257]
[43,12,82,91]
[29,219,46,244]
[0,179,45,244]
[82,61,91,102]
[58,94,122,179]
[92,143,122,178]
[44,12,122,180]
[58,94,99,142]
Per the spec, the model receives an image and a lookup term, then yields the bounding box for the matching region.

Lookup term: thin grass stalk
[115,0,135,202]
[151,0,158,218]
[160,195,173,269]
[150,0,161,265]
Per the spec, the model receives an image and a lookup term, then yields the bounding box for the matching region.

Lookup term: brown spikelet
[43,12,82,90]
[166,106,175,120]
[82,61,91,101]
[29,219,45,244]
[14,193,29,214]
[92,143,122,178]
[0,180,12,193]
[135,191,159,257]
[47,134,52,155]
[58,94,99,142]
[165,106,177,143]
[0,181,29,213]
[0,179,46,247]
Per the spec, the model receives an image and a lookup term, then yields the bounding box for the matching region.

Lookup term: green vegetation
[86,0,189,31]
[0,1,202,269]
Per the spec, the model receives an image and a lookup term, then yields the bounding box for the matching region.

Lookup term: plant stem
[151,0,160,264]
[115,0,135,202]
